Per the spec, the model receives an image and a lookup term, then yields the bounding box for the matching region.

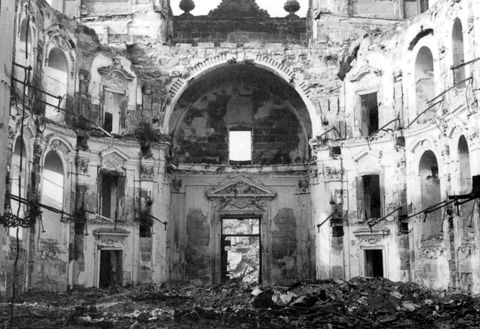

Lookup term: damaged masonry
[0,0,480,327]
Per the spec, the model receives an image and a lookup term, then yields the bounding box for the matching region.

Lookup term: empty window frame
[100,174,125,221]
[103,90,125,134]
[229,130,252,164]
[360,92,379,137]
[357,174,381,221]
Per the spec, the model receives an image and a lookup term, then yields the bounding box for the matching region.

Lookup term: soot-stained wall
[172,82,308,165]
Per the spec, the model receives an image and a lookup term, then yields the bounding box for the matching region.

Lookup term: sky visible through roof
[171,0,309,17]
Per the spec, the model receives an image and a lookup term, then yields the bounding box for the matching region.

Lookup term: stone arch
[164,53,321,134]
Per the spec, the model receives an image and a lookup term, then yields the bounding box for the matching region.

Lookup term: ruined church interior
[0,0,479,327]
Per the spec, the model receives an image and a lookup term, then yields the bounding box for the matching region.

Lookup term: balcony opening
[46,48,68,122]
[357,175,381,221]
[100,174,125,222]
[360,92,379,137]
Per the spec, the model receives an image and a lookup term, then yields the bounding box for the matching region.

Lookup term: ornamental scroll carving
[50,34,72,52]
[98,58,134,90]
[140,165,154,181]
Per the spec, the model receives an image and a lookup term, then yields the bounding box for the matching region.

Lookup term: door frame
[220,217,262,283]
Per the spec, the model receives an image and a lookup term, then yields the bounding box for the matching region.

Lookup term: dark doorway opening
[221,218,261,284]
[364,249,384,277]
[99,249,123,289]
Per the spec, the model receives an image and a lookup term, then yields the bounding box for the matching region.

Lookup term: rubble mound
[0,277,479,328]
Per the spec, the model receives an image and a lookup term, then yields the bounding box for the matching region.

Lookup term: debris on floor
[1,277,479,328]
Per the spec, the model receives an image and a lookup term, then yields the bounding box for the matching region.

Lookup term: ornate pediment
[98,58,134,90]
[207,176,276,200]
[348,65,383,82]
[100,148,129,174]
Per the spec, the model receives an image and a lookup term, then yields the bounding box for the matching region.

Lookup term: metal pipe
[406,99,443,129]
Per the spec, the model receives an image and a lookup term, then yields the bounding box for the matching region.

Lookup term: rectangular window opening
[363,174,381,219]
[360,93,379,137]
[229,130,252,165]
[101,174,119,221]
[364,249,384,277]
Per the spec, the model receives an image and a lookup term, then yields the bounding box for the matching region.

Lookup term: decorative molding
[207,175,276,199]
[348,65,383,82]
[98,58,134,90]
[140,165,154,180]
[76,157,90,175]
[207,176,276,211]
[100,148,129,174]
[422,247,446,259]
[93,228,130,245]
[49,33,72,52]
[353,228,390,244]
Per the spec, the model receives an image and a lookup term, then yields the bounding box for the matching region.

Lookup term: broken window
[221,218,260,284]
[357,175,381,221]
[452,18,466,88]
[99,249,123,289]
[100,173,125,222]
[45,48,68,122]
[364,249,384,277]
[103,90,125,134]
[42,151,64,225]
[229,130,252,165]
[360,92,379,137]
[415,47,435,122]
[419,151,442,241]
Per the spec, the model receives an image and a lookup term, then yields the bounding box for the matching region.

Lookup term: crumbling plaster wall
[312,0,480,292]
[168,173,312,285]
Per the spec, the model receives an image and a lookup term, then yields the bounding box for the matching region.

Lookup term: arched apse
[168,63,312,166]
[419,150,442,241]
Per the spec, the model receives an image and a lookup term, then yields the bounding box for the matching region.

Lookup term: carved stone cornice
[93,228,130,245]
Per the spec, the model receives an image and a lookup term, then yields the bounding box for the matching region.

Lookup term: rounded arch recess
[166,58,316,166]
[164,55,320,134]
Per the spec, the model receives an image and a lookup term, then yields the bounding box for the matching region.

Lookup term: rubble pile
[0,278,479,328]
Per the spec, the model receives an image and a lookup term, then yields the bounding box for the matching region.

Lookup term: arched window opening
[458,136,474,234]
[452,18,466,88]
[16,19,33,92]
[46,48,68,122]
[10,138,27,239]
[415,47,435,123]
[42,151,64,227]
[419,151,442,241]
